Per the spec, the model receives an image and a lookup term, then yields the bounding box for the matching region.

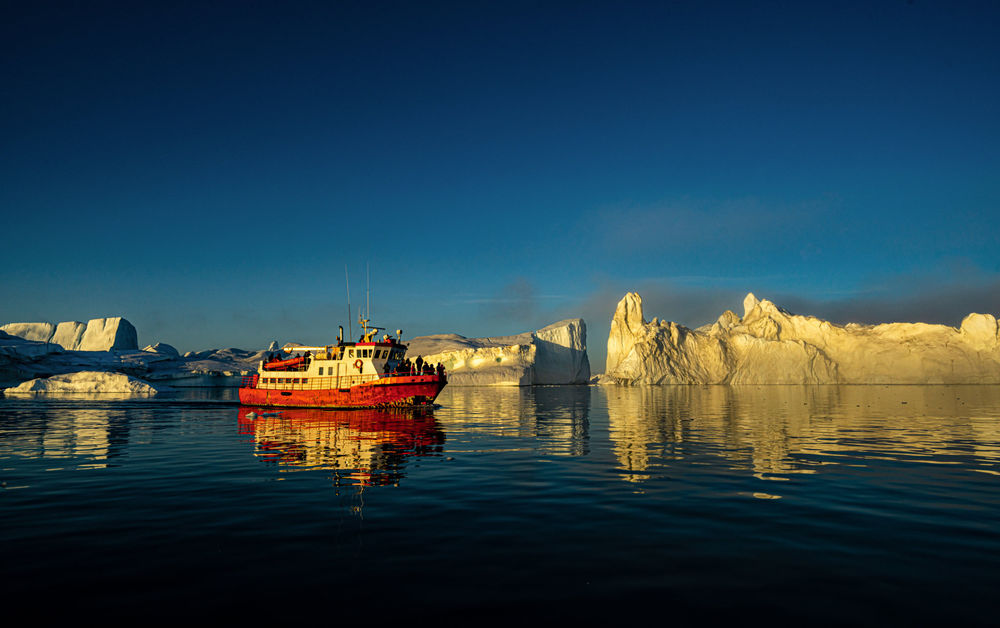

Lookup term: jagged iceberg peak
[607,292,649,377]
[606,291,1000,385]
[740,292,794,324]
[615,292,646,331]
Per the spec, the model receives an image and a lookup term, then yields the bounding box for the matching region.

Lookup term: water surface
[2,385,998,623]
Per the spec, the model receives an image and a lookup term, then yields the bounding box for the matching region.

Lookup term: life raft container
[265,356,306,371]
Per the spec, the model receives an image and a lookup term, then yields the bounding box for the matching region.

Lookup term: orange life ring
[354,359,363,371]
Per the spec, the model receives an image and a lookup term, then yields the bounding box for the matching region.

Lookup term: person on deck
[415,356,424,373]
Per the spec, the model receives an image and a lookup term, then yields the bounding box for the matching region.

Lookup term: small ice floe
[245,411,258,420]
[2,371,169,396]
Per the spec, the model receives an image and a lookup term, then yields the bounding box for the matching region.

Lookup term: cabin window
[318,367,324,375]
[301,378,308,384]
[349,349,354,358]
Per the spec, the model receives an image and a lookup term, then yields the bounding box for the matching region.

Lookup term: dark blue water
[2,385,999,624]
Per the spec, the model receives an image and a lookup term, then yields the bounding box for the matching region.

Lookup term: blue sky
[2,1,999,370]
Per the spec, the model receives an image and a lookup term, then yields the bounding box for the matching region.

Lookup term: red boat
[239,321,447,409]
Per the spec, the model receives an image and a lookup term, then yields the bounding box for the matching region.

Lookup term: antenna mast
[345,265,352,340]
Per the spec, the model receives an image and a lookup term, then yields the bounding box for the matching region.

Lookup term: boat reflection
[237,406,445,487]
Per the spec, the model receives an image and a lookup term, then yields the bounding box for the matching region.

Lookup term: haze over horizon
[3,1,998,369]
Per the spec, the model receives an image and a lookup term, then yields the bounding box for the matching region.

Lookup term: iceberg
[1,317,138,351]
[0,322,56,344]
[142,342,180,357]
[0,315,274,388]
[606,292,1000,385]
[3,371,168,395]
[406,319,590,386]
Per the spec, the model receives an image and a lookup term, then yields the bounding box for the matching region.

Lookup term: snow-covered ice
[605,292,1000,384]
[1,317,137,351]
[3,371,168,395]
[406,319,590,386]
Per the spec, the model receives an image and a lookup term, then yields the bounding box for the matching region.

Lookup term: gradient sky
[2,0,999,370]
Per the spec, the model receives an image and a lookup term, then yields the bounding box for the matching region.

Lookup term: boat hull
[238,374,446,409]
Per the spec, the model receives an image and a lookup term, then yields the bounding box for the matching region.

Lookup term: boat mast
[345,265,352,341]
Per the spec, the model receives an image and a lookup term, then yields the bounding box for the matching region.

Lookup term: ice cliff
[1,317,138,351]
[606,292,1000,385]
[405,319,590,386]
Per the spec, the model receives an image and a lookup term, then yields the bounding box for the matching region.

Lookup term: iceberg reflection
[605,385,1000,484]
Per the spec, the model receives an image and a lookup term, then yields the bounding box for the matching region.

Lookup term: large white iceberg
[606,292,1000,385]
[1,317,138,351]
[0,315,270,387]
[405,319,591,386]
[3,371,168,395]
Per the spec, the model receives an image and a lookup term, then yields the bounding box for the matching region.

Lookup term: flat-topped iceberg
[3,371,168,395]
[406,319,590,386]
[606,292,1000,385]
[1,317,137,351]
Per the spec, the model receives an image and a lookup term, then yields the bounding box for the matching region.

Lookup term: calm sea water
[2,385,999,623]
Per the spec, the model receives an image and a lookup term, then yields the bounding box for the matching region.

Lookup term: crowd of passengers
[263,351,445,377]
[386,355,445,377]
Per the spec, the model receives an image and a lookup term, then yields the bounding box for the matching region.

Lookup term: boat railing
[243,372,439,390]
[248,373,378,390]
